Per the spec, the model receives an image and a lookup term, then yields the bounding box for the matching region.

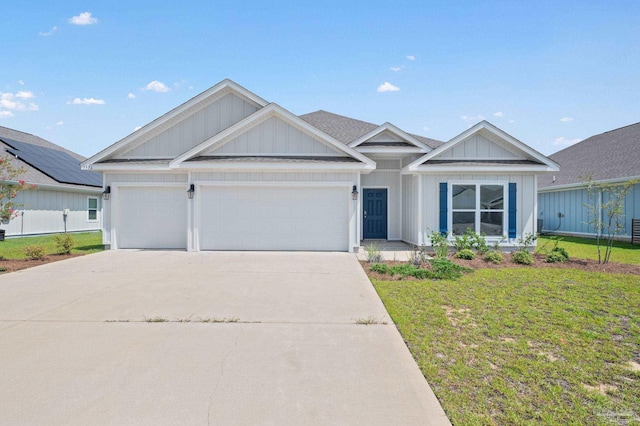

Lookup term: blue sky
[1,1,639,157]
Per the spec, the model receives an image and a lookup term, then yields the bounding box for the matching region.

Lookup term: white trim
[417,176,423,245]
[88,163,172,172]
[349,122,432,151]
[361,186,390,241]
[448,181,508,239]
[538,175,640,192]
[356,147,427,154]
[86,196,99,223]
[170,104,376,169]
[2,180,102,194]
[406,164,556,174]
[82,79,268,168]
[402,121,559,173]
[194,181,353,188]
[174,161,373,172]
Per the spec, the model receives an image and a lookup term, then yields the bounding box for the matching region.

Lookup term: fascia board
[174,161,375,172]
[81,79,268,168]
[407,164,557,174]
[349,122,431,150]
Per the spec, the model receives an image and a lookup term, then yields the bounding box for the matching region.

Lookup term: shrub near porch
[372,268,640,424]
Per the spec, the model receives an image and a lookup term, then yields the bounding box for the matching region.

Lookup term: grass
[372,268,640,425]
[0,231,104,259]
[538,235,640,265]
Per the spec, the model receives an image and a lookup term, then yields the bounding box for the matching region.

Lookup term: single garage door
[198,185,349,251]
[116,186,187,249]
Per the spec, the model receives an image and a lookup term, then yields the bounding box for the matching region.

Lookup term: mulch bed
[361,252,640,279]
[0,254,83,274]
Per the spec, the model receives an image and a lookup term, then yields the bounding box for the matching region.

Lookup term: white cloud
[0,111,14,118]
[406,55,415,60]
[423,127,430,132]
[39,26,58,36]
[143,80,170,93]
[493,111,504,118]
[560,117,573,122]
[0,92,39,112]
[127,92,136,99]
[554,136,582,146]
[68,97,105,105]
[56,121,64,126]
[18,80,24,86]
[377,82,400,93]
[461,114,485,122]
[69,12,98,25]
[134,126,142,131]
[390,67,402,72]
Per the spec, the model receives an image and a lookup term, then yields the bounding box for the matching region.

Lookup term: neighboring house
[82,79,558,252]
[538,122,640,241]
[0,126,103,236]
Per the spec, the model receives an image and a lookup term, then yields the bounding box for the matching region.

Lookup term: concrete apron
[0,250,450,425]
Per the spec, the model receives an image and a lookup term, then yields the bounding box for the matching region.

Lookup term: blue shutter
[508,183,517,238]
[439,183,448,235]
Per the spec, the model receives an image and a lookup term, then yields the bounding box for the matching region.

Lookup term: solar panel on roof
[1,137,102,187]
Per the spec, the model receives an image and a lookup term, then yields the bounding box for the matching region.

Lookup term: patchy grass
[538,235,640,265]
[0,232,103,259]
[372,268,640,425]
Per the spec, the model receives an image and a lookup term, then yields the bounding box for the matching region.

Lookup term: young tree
[0,154,30,225]
[582,175,638,264]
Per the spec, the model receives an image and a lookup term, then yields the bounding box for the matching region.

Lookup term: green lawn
[373,268,640,425]
[0,231,104,259]
[538,235,640,265]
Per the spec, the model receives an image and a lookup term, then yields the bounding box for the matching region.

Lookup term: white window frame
[87,196,99,222]
[449,181,508,238]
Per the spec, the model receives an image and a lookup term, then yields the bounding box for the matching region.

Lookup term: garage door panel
[117,186,187,249]
[199,186,349,251]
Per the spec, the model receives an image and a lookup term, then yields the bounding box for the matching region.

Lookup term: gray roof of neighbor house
[539,122,640,189]
[299,110,444,149]
[0,126,102,190]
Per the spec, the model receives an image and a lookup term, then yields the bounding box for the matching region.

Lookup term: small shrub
[453,229,475,251]
[429,231,449,259]
[455,249,475,260]
[552,247,569,260]
[472,232,490,254]
[512,250,533,265]
[483,251,503,264]
[0,266,7,272]
[54,233,75,254]
[24,244,46,260]
[430,258,472,280]
[365,243,383,263]
[545,247,569,263]
[370,263,390,274]
[517,233,538,251]
[409,245,431,266]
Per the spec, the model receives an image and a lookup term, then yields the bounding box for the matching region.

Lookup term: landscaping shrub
[472,232,490,254]
[453,229,474,251]
[370,263,390,274]
[409,245,430,266]
[455,249,475,260]
[24,245,45,260]
[483,251,503,264]
[512,250,533,265]
[0,266,7,272]
[365,243,383,263]
[546,247,569,263]
[430,258,472,280]
[54,233,75,255]
[429,231,449,259]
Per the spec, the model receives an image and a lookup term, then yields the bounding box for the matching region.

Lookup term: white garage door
[198,185,349,251]
[116,186,187,249]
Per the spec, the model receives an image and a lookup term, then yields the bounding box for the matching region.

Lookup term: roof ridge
[300,110,379,127]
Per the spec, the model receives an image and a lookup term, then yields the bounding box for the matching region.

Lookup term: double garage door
[115,185,349,251]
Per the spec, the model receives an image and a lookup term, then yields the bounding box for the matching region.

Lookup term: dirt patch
[361,253,640,276]
[582,383,618,395]
[0,254,82,274]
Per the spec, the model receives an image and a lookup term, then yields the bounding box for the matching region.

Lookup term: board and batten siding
[115,93,259,159]
[402,175,419,244]
[433,134,519,159]
[204,116,345,156]
[420,174,537,244]
[103,173,188,245]
[361,169,401,240]
[3,188,101,236]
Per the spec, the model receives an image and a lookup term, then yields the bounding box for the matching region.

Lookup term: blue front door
[363,188,388,239]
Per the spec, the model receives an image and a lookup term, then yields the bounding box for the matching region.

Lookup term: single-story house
[0,126,103,237]
[538,122,640,241]
[82,79,558,252]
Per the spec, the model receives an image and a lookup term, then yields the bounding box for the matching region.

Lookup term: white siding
[4,188,101,236]
[434,134,520,159]
[116,93,259,159]
[369,131,405,143]
[204,116,344,156]
[361,170,401,240]
[402,175,419,244]
[420,173,537,245]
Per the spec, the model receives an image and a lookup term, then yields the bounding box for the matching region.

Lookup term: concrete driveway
[0,251,450,425]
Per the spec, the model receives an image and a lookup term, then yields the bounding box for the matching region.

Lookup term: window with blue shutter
[439,182,448,235]
[508,182,517,238]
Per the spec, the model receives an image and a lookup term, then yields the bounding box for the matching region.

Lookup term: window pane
[88,210,97,220]
[452,212,475,235]
[452,185,476,209]
[88,198,98,209]
[480,185,503,210]
[481,212,503,236]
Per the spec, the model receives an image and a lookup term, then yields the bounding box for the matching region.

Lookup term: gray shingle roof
[0,125,101,189]
[539,122,640,188]
[299,110,443,149]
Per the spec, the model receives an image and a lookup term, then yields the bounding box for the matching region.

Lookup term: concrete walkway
[0,251,450,425]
